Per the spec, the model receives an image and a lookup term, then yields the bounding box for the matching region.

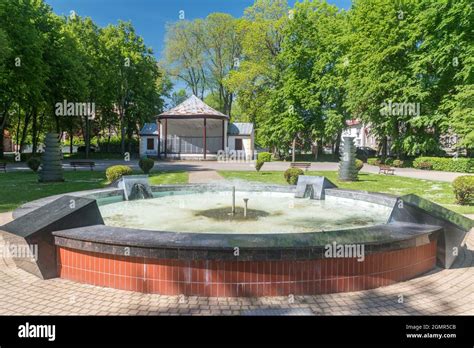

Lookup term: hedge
[452,176,474,205]
[105,165,133,182]
[255,159,264,172]
[26,157,41,172]
[367,158,381,166]
[355,159,364,171]
[284,167,304,185]
[413,157,474,173]
[139,157,154,174]
[257,152,272,162]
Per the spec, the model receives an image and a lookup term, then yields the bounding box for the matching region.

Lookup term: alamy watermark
[217,149,256,163]
[324,242,365,262]
[0,242,38,260]
[380,100,420,117]
[55,99,95,120]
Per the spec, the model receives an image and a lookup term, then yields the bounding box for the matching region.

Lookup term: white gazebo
[157,95,229,160]
[139,95,255,160]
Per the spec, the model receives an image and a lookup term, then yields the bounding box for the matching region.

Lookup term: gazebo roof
[157,95,229,119]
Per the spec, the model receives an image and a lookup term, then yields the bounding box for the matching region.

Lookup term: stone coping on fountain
[52,222,441,261]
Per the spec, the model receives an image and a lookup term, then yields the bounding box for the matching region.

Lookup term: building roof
[228,123,254,136]
[139,123,158,136]
[157,95,229,119]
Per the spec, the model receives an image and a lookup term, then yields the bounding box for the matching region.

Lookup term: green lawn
[219,170,474,215]
[0,170,188,213]
[148,171,188,185]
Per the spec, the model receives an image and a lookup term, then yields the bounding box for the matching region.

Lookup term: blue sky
[45,0,352,60]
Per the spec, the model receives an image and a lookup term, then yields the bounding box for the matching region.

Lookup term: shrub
[392,159,404,168]
[452,176,474,205]
[367,158,381,166]
[284,167,304,185]
[355,159,364,171]
[257,152,272,162]
[27,157,41,172]
[384,157,394,165]
[415,161,433,170]
[413,157,474,173]
[106,165,133,183]
[255,159,264,172]
[139,157,154,174]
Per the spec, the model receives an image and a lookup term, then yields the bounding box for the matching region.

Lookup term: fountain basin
[6,182,472,297]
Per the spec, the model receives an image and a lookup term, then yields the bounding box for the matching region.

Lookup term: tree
[0,0,49,158]
[163,13,242,115]
[225,0,289,150]
[170,89,189,107]
[102,21,167,155]
[413,0,474,155]
[164,20,207,98]
[277,1,350,159]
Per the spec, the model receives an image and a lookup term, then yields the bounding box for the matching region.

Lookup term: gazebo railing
[161,135,222,154]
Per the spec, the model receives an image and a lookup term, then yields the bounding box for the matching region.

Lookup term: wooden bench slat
[70,161,95,171]
[290,162,311,171]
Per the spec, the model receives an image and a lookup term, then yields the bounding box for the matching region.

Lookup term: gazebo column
[224,120,228,149]
[157,120,161,158]
[203,118,207,159]
[221,119,225,151]
[164,118,168,158]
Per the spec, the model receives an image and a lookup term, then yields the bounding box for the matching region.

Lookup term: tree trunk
[381,136,388,158]
[31,108,38,155]
[334,131,342,159]
[19,109,32,154]
[292,137,296,162]
[15,111,21,154]
[0,114,7,159]
[0,128,3,159]
[107,124,111,153]
[313,141,319,161]
[69,125,73,155]
[85,116,90,159]
[120,109,125,155]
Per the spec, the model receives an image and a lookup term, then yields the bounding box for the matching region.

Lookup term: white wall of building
[227,135,254,159]
[342,124,377,148]
[139,136,158,157]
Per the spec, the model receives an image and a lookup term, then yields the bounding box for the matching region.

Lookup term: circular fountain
[9,177,472,297]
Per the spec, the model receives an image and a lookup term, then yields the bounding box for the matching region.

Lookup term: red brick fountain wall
[57,241,436,297]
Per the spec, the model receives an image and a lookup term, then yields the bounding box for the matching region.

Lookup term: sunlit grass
[218,170,474,215]
[0,170,188,213]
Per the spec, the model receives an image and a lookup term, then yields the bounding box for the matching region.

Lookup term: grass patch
[148,171,188,185]
[219,170,474,215]
[0,170,188,213]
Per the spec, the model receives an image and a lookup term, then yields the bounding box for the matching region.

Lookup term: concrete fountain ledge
[1,181,472,297]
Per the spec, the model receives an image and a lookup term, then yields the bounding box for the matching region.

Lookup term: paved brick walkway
[0,229,472,315]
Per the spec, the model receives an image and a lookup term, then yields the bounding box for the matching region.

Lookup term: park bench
[290,162,311,171]
[69,161,95,171]
[0,162,6,173]
[378,164,395,175]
